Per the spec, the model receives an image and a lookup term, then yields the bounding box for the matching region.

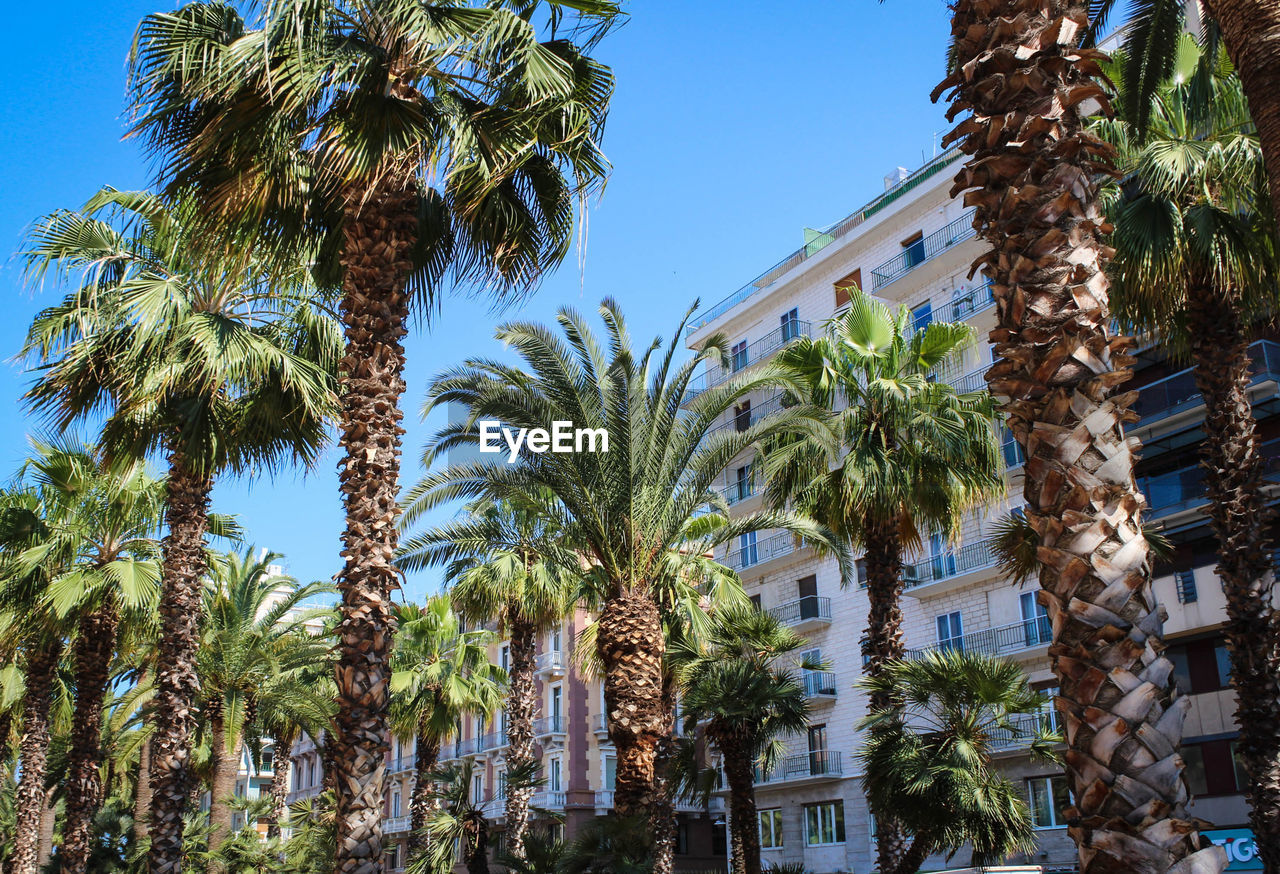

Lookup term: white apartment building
[684,148,1266,873]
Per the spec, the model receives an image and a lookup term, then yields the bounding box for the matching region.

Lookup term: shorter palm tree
[671,605,814,874]
[414,759,532,874]
[858,652,1057,874]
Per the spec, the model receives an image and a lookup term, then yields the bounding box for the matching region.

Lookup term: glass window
[911,300,932,332]
[1020,591,1051,645]
[1027,776,1071,828]
[1169,646,1193,694]
[759,808,784,849]
[1215,643,1233,688]
[676,821,690,856]
[780,308,800,342]
[738,531,758,567]
[604,756,617,791]
[1183,745,1208,796]
[936,611,963,651]
[731,340,749,372]
[804,801,845,846]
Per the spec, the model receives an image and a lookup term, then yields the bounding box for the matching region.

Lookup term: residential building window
[307,759,316,788]
[501,645,510,672]
[676,821,690,856]
[1183,739,1248,796]
[733,400,752,432]
[551,626,563,654]
[731,340,749,372]
[780,308,801,342]
[759,808,784,849]
[1175,570,1198,604]
[834,269,861,308]
[386,844,400,870]
[911,300,933,333]
[937,611,963,652]
[749,593,762,610]
[804,801,845,846]
[797,575,819,619]
[604,755,617,791]
[549,756,562,793]
[807,724,829,774]
[902,231,925,268]
[1027,775,1071,828]
[497,769,507,798]
[1169,638,1232,694]
[732,465,752,502]
[1020,591,1051,646]
[391,789,401,817]
[550,685,563,728]
[473,774,484,804]
[738,531,758,567]
[855,558,868,589]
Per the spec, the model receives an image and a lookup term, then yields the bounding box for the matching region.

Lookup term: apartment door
[739,531,758,567]
[801,648,832,696]
[807,724,829,776]
[929,533,956,578]
[780,307,800,342]
[550,685,563,730]
[937,611,963,652]
[730,339,749,372]
[903,231,926,269]
[798,575,819,619]
[1020,591,1051,646]
[734,465,751,503]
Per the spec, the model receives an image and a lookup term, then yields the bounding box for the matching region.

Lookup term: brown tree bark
[935,2,1225,870]
[148,456,213,874]
[134,733,153,842]
[12,640,61,874]
[596,589,667,817]
[37,787,56,870]
[61,602,122,874]
[503,617,538,861]
[407,722,440,861]
[1185,286,1280,874]
[649,676,678,874]
[887,836,931,874]
[207,710,243,852]
[266,722,297,840]
[1200,0,1280,233]
[717,735,762,874]
[464,817,490,874]
[331,172,418,874]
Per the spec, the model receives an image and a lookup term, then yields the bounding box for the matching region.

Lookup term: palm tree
[669,605,814,874]
[763,291,1002,871]
[198,548,333,851]
[18,444,164,874]
[934,8,1223,870]
[398,494,576,860]
[413,299,848,823]
[413,759,500,874]
[20,187,340,872]
[389,597,504,862]
[1093,47,1280,871]
[858,652,1054,874]
[126,4,618,865]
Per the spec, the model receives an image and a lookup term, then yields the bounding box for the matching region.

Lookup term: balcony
[870,211,977,290]
[535,650,566,677]
[439,737,480,761]
[719,478,758,507]
[946,365,988,396]
[477,730,508,752]
[989,711,1064,754]
[594,790,615,811]
[384,814,412,834]
[707,392,790,440]
[932,281,996,324]
[535,716,567,737]
[802,670,838,704]
[757,751,844,786]
[1132,340,1280,436]
[903,537,1000,597]
[685,321,812,402]
[768,596,832,632]
[593,713,610,738]
[907,617,1052,661]
[728,531,799,571]
[1141,438,1280,524]
[390,755,416,775]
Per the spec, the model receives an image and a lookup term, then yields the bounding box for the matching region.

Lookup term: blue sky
[0,0,955,601]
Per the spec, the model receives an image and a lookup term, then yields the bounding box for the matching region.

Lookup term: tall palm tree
[20,187,340,873]
[18,445,164,874]
[389,597,504,863]
[669,605,814,874]
[126,5,618,866]
[413,299,848,824]
[198,548,333,851]
[399,494,576,860]
[934,6,1224,871]
[1094,46,1280,871]
[763,291,1002,871]
[858,652,1054,874]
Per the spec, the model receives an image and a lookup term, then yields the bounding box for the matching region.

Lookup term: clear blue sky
[0,0,955,601]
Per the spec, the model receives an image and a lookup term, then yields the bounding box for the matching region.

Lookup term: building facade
[682,147,1269,873]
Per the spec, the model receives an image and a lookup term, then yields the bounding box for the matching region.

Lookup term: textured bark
[407,723,440,860]
[1201,0,1280,233]
[503,617,538,861]
[12,640,61,874]
[464,818,490,874]
[935,3,1224,870]
[859,516,910,873]
[887,836,932,874]
[717,734,761,874]
[266,722,297,839]
[207,711,242,852]
[134,733,153,841]
[37,787,56,870]
[596,589,666,817]
[148,456,213,874]
[1185,287,1280,874]
[62,602,122,874]
[649,677,678,874]
[331,171,417,874]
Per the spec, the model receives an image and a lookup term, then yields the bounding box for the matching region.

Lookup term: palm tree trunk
[649,677,678,874]
[503,617,538,861]
[62,601,122,874]
[937,4,1224,870]
[149,454,213,874]
[887,836,931,874]
[407,723,440,860]
[208,710,242,851]
[596,589,666,817]
[860,516,910,873]
[718,739,762,874]
[1186,286,1280,874]
[331,174,418,874]
[134,732,153,842]
[37,787,56,870]
[465,819,491,874]
[1201,0,1280,224]
[266,723,297,840]
[12,639,61,874]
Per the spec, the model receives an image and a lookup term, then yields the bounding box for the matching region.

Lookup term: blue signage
[1205,829,1262,871]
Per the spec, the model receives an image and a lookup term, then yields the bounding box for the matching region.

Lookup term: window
[391,789,401,817]
[834,269,861,308]
[733,400,752,432]
[307,759,316,788]
[1175,570,1198,604]
[604,755,617,791]
[929,532,955,577]
[749,593,762,610]
[550,685,563,727]
[804,801,845,846]
[548,756,562,792]
[501,645,510,672]
[902,231,925,268]
[730,340,749,372]
[911,300,933,333]
[386,844,400,869]
[1169,638,1232,694]
[936,611,963,652]
[473,774,484,803]
[780,308,801,342]
[1027,775,1071,828]
[807,724,831,774]
[551,626,563,655]
[855,558,868,589]
[738,531,758,567]
[497,769,508,799]
[1183,739,1247,796]
[1020,591,1051,646]
[759,808,784,849]
[797,575,819,619]
[733,465,752,502]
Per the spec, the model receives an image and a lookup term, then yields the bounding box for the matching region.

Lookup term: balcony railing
[768,596,832,627]
[707,393,790,439]
[535,716,566,736]
[440,737,480,760]
[535,651,565,673]
[933,281,996,324]
[989,711,1064,753]
[686,321,812,399]
[757,751,844,784]
[478,730,508,751]
[728,531,797,570]
[384,814,412,834]
[1133,340,1280,425]
[870,211,977,289]
[719,478,757,506]
[390,755,416,774]
[802,670,838,699]
[1141,438,1280,520]
[907,617,1052,660]
[904,537,1000,590]
[532,790,567,810]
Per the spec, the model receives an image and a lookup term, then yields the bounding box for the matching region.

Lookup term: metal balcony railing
[870,211,977,289]
[989,711,1064,753]
[686,321,812,399]
[594,790,615,809]
[769,596,832,627]
[907,617,1052,660]
[719,478,757,506]
[383,814,412,834]
[757,750,844,784]
[1133,340,1280,424]
[390,755,416,774]
[728,531,797,570]
[707,393,791,439]
[1141,438,1280,520]
[932,281,996,323]
[478,730,508,751]
[904,537,1000,589]
[802,670,838,698]
[440,737,479,760]
[535,716,566,735]
[535,651,565,672]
